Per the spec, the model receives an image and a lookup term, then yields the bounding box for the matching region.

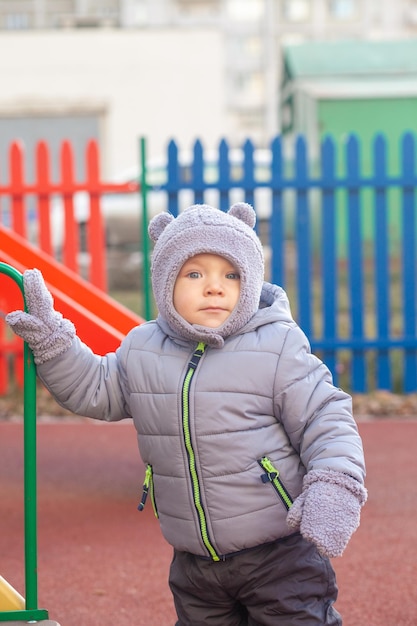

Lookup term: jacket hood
[245,281,294,328]
[149,203,264,348]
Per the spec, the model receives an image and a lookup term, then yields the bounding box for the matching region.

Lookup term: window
[131,0,149,25]
[5,12,30,29]
[228,34,263,60]
[226,0,264,22]
[328,0,358,20]
[232,70,263,101]
[283,0,311,22]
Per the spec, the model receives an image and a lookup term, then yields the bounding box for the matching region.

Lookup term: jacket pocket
[137,463,159,518]
[257,456,293,511]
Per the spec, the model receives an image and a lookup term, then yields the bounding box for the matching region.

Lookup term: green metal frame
[140,137,152,321]
[0,262,49,622]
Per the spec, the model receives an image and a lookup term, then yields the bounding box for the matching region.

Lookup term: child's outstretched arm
[6,268,129,421]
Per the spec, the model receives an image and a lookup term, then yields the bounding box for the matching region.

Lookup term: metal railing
[0,262,49,622]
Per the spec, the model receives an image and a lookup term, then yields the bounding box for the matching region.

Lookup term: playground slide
[0,224,144,354]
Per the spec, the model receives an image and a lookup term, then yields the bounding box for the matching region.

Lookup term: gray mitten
[286,469,367,558]
[6,268,75,365]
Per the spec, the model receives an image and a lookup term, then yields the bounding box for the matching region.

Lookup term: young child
[7,203,367,626]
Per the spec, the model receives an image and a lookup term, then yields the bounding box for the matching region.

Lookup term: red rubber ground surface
[1,419,416,626]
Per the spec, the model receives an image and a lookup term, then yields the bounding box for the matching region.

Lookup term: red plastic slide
[0,224,144,354]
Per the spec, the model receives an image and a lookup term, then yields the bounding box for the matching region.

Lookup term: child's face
[173,253,241,328]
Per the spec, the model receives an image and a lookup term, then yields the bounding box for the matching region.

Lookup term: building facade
[1,0,417,145]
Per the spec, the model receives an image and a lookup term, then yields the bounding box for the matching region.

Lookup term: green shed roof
[283,39,417,80]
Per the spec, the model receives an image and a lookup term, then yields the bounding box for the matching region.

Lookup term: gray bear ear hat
[148,202,264,347]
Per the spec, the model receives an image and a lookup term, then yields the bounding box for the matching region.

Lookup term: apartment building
[1,0,417,145]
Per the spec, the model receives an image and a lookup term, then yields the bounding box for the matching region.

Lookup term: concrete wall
[0,28,227,178]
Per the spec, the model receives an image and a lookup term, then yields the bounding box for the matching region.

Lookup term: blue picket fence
[147,133,417,393]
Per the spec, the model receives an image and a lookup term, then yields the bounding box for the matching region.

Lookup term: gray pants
[169,533,342,626]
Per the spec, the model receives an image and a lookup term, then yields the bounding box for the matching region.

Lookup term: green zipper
[258,456,293,510]
[138,463,158,518]
[182,342,220,562]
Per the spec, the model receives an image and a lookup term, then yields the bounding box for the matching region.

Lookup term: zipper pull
[138,464,152,511]
[259,456,278,483]
[189,342,206,370]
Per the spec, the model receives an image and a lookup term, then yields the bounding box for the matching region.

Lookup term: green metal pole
[140,137,152,320]
[23,333,38,611]
[0,262,48,622]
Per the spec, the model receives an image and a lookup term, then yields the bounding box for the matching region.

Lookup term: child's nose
[205,278,224,295]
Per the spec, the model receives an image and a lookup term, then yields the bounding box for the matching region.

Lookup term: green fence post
[140,137,152,321]
[0,262,49,622]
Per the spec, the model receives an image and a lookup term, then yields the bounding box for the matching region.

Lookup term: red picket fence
[0,140,140,394]
[1,140,139,287]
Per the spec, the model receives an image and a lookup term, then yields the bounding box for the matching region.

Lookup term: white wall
[0,28,227,176]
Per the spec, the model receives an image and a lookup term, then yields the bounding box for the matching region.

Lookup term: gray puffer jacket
[38,282,365,560]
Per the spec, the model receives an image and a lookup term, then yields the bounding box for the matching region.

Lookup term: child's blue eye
[227,272,240,280]
[188,271,201,279]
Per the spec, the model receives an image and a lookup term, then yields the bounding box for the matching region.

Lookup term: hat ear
[228,202,256,230]
[148,212,174,243]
